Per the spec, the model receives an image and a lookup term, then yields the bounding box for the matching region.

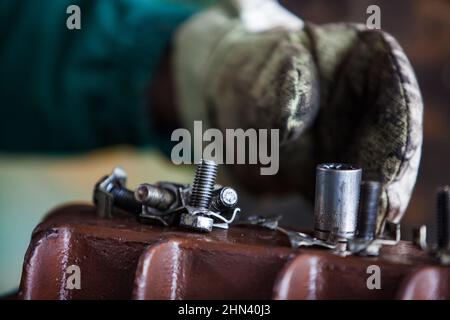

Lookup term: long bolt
[135,184,175,211]
[189,159,218,209]
[357,181,381,240]
[437,186,450,250]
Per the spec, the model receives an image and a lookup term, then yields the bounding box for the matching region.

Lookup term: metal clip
[348,220,400,256]
[93,167,129,218]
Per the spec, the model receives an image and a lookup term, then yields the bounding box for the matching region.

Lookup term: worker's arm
[0,0,197,152]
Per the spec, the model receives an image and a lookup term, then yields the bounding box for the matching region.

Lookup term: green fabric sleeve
[0,0,198,152]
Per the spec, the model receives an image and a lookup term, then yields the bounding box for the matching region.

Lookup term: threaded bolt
[357,181,381,240]
[437,186,450,250]
[110,187,141,214]
[135,183,175,211]
[189,159,218,209]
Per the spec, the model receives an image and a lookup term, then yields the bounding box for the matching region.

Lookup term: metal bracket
[138,183,190,227]
[238,215,401,256]
[93,167,128,218]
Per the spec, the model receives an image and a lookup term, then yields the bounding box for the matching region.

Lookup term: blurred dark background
[281,0,450,240]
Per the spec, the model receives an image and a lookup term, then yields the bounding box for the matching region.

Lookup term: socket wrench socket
[314,163,362,242]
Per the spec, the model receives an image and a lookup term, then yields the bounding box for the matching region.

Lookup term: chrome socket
[314,163,362,242]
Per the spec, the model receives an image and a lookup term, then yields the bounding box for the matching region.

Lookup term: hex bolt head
[179,212,214,232]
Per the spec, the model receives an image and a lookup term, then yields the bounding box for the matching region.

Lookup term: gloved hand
[173,0,423,233]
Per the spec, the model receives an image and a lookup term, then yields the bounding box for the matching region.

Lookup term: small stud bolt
[356,181,381,240]
[210,187,238,212]
[110,187,141,214]
[437,186,450,250]
[189,159,218,210]
[135,184,175,211]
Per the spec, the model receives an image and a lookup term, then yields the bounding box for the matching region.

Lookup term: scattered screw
[95,161,240,232]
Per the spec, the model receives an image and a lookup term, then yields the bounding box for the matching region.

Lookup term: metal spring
[189,159,218,209]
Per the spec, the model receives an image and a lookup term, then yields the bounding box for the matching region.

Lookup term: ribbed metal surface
[110,187,141,213]
[135,184,175,211]
[189,160,218,209]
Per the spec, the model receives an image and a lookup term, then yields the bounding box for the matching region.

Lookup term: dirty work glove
[173,0,423,232]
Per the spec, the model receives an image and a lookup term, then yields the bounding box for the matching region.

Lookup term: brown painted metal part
[133,238,290,299]
[17,204,450,299]
[273,242,430,300]
[396,266,450,300]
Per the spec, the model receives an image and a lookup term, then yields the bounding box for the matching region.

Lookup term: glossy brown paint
[396,266,450,299]
[17,204,450,299]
